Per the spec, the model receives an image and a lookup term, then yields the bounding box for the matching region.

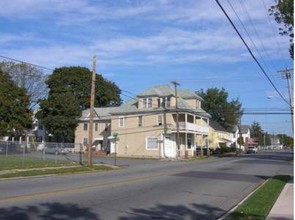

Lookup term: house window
[187,138,192,149]
[196,100,201,109]
[160,97,171,108]
[138,116,143,127]
[83,138,88,144]
[95,123,98,131]
[157,115,163,126]
[83,123,88,131]
[119,117,125,127]
[104,123,108,132]
[146,137,158,150]
[143,97,152,108]
[166,97,171,107]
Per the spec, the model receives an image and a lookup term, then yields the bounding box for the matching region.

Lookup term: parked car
[246,146,258,154]
[44,147,69,155]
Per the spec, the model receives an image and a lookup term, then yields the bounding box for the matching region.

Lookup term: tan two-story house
[109,85,211,158]
[75,85,211,158]
[74,107,119,153]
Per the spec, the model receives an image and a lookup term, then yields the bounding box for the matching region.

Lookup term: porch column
[185,132,187,158]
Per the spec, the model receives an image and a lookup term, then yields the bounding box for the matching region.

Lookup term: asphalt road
[0,150,293,220]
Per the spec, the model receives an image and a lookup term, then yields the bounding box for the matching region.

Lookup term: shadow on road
[119,203,226,220]
[173,170,270,183]
[0,202,100,220]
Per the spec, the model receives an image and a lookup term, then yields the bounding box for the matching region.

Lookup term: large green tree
[37,66,122,142]
[250,121,271,146]
[0,69,32,138]
[197,88,243,131]
[269,0,294,58]
[0,61,47,110]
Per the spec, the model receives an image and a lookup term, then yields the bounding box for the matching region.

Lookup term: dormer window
[196,100,201,109]
[143,97,152,108]
[158,97,171,108]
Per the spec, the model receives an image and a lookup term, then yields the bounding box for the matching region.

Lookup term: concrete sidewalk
[267,181,293,220]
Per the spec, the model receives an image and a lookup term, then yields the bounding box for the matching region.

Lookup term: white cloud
[0,0,291,69]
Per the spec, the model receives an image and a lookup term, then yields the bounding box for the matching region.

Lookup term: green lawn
[0,155,77,170]
[0,155,117,178]
[225,175,291,220]
[0,165,115,178]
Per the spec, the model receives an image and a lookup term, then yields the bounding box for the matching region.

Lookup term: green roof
[137,85,174,97]
[79,85,211,118]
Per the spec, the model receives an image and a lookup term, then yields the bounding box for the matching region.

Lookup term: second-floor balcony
[170,122,209,134]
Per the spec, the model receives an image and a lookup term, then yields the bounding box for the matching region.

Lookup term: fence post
[5,141,8,156]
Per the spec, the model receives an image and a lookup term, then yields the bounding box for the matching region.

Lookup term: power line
[262,0,290,67]
[0,55,53,71]
[236,0,283,90]
[215,0,291,107]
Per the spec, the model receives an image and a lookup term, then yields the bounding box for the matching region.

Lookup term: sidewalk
[266,180,294,220]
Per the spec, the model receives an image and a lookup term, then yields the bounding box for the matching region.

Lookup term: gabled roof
[232,125,251,134]
[80,107,119,120]
[179,89,203,101]
[209,120,227,132]
[241,125,250,134]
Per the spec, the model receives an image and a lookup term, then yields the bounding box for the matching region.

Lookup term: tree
[0,69,32,138]
[197,88,243,131]
[250,121,272,146]
[277,134,293,147]
[0,61,48,110]
[237,136,244,146]
[37,66,122,142]
[269,0,294,58]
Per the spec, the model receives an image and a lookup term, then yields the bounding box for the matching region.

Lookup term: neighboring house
[74,107,119,153]
[270,135,283,149]
[232,125,251,149]
[109,85,211,159]
[241,125,251,146]
[32,110,46,143]
[208,120,233,149]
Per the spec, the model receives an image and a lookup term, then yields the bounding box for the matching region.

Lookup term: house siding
[112,113,164,158]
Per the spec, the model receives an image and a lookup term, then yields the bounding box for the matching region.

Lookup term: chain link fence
[0,141,86,165]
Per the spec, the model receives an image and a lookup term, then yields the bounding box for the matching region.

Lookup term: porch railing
[171,122,209,134]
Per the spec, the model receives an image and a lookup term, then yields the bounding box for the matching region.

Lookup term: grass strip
[0,165,115,178]
[225,175,291,220]
[0,155,77,170]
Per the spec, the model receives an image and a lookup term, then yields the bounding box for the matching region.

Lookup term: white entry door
[164,135,176,158]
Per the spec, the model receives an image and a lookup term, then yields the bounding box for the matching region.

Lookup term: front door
[163,135,176,158]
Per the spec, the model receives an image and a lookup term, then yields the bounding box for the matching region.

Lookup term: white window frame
[196,100,201,109]
[146,137,158,150]
[119,117,125,127]
[143,97,152,108]
[166,97,171,108]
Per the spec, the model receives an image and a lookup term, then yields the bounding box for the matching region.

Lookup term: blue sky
[0,0,293,136]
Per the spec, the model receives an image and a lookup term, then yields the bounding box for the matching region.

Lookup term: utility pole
[278,68,294,133]
[88,55,96,168]
[171,81,180,158]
